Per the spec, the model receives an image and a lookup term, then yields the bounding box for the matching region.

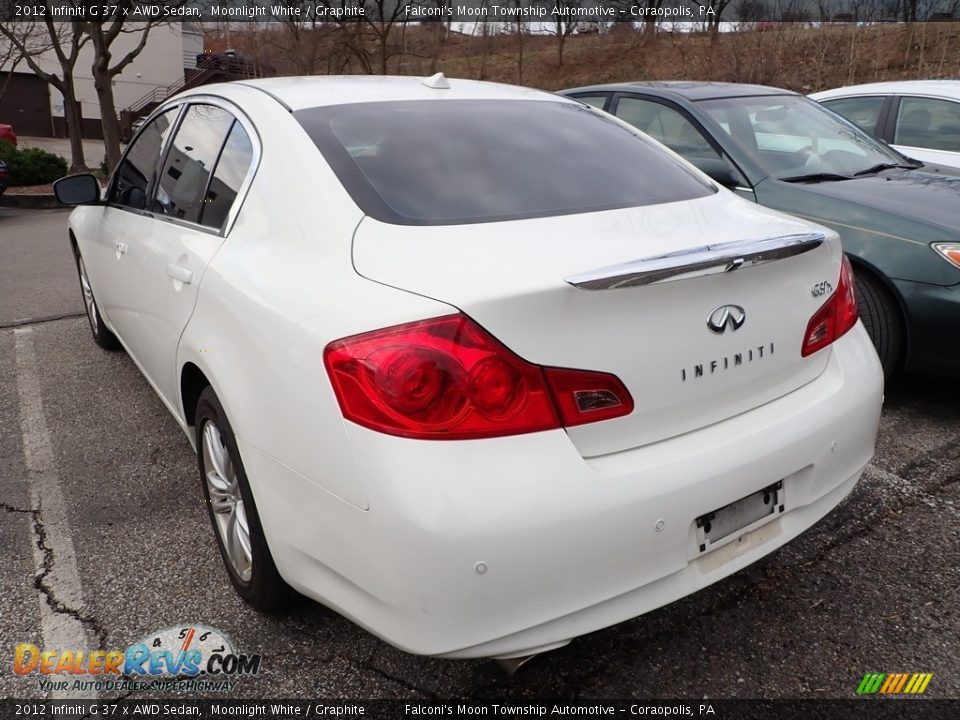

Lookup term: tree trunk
[92,54,122,172]
[378,24,389,74]
[61,80,88,173]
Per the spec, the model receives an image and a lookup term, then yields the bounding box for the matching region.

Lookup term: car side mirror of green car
[693,158,743,189]
[54,173,101,206]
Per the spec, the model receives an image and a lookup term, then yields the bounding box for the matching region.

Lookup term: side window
[615,97,721,161]
[572,95,609,111]
[109,108,178,210]
[821,96,886,135]
[152,104,234,224]
[895,97,960,151]
[199,121,254,230]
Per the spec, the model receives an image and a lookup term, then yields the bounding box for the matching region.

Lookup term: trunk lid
[352,192,843,457]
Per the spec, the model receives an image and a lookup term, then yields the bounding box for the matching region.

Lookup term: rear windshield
[295,100,714,225]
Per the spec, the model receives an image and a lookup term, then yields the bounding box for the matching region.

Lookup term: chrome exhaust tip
[495,654,540,676]
[492,640,570,675]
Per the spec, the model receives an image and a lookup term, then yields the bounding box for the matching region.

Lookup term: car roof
[187,75,574,112]
[563,81,799,101]
[810,80,960,100]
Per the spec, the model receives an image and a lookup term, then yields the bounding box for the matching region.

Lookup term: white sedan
[54,75,883,662]
[812,80,960,168]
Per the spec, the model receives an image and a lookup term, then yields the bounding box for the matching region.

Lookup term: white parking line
[14,327,97,701]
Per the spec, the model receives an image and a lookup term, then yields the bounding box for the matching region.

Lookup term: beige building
[1,22,203,138]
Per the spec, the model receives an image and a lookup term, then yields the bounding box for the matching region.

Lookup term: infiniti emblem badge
[707,304,746,334]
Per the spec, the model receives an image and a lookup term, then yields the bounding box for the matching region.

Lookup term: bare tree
[330,0,414,74]
[702,0,735,38]
[735,0,770,23]
[640,0,664,42]
[271,17,324,75]
[0,10,90,172]
[83,15,160,172]
[552,0,581,66]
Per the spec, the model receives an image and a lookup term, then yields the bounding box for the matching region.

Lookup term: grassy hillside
[214,22,960,93]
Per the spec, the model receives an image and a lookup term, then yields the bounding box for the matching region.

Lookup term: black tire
[195,386,291,612]
[73,248,121,351]
[854,268,904,378]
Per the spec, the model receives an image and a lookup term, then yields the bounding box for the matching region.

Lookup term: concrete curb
[0,193,62,210]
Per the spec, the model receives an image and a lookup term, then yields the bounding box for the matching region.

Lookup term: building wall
[1,22,200,138]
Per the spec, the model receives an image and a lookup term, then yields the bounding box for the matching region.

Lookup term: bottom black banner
[1,699,957,720]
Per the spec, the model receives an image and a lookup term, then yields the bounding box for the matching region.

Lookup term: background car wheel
[74,250,121,351]
[195,386,290,612]
[853,267,904,378]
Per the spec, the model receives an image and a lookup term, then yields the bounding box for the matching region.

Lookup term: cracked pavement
[1,207,958,700]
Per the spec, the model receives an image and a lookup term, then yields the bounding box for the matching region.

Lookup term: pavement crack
[31,502,110,651]
[0,501,36,514]
[340,653,439,699]
[0,311,85,330]
[897,436,960,487]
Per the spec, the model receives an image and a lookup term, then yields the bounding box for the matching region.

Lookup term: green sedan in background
[561,82,960,378]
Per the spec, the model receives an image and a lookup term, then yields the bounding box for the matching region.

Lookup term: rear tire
[74,249,121,351]
[195,386,291,612]
[853,268,904,378]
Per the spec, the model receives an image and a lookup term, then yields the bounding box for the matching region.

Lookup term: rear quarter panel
[176,94,454,512]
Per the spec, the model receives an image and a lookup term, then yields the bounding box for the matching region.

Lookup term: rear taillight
[801,255,858,357]
[324,314,633,440]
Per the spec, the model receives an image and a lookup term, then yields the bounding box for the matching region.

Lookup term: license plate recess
[696,480,784,554]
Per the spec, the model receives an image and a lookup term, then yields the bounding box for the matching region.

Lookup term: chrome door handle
[166,264,194,285]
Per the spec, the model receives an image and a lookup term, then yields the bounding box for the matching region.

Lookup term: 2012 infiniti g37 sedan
[54,75,883,661]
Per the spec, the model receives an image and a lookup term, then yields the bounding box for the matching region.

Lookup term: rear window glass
[295,100,714,225]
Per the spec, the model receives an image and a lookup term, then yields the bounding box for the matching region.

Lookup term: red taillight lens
[324,314,633,440]
[801,255,859,357]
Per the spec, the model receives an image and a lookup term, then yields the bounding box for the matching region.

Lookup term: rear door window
[821,96,886,135]
[895,97,960,151]
[152,105,234,225]
[571,94,610,111]
[613,96,723,162]
[198,121,254,230]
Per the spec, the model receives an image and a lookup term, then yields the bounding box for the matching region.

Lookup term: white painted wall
[1,22,202,124]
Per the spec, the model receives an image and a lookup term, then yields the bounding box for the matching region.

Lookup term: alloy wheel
[202,420,253,582]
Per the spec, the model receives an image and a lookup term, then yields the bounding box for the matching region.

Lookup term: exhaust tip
[491,639,570,675]
[495,654,540,676]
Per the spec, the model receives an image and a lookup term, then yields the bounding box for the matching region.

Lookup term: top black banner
[2,0,958,24]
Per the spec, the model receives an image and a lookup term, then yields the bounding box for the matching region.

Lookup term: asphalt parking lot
[1,206,958,701]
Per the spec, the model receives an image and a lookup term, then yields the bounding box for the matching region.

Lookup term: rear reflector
[543,368,634,427]
[324,314,633,440]
[801,254,858,357]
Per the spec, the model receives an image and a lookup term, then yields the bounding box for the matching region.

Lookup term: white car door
[90,107,181,329]
[117,102,256,408]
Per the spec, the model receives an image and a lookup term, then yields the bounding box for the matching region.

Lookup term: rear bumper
[896,279,960,376]
[244,323,883,658]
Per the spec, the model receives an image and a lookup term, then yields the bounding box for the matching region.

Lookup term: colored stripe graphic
[857,673,885,694]
[857,672,932,694]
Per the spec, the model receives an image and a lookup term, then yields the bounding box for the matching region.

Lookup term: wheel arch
[845,253,913,362]
[180,361,212,430]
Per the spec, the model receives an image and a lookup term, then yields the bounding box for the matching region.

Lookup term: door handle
[115,241,128,257]
[166,264,194,285]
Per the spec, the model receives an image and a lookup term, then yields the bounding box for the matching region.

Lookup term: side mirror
[692,157,743,189]
[53,173,101,205]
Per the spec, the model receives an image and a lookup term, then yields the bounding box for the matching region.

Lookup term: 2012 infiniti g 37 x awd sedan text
[54,75,884,661]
